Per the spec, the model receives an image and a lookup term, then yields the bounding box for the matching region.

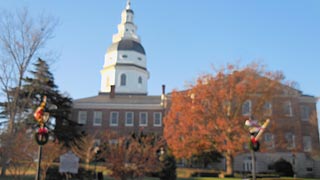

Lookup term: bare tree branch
[0,7,58,133]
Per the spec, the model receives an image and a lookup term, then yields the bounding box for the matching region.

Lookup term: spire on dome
[112,0,139,42]
[126,0,131,9]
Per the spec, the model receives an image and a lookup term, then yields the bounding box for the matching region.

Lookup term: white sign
[59,151,79,174]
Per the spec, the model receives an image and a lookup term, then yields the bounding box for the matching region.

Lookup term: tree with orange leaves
[101,132,164,180]
[164,63,285,175]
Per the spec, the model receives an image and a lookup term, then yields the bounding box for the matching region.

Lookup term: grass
[0,175,317,180]
[0,166,316,180]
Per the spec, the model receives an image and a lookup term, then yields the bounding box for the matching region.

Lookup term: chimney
[161,84,166,108]
[110,85,115,98]
[162,84,166,95]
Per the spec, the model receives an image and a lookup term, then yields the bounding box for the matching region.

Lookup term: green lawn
[0,176,240,180]
[0,175,316,180]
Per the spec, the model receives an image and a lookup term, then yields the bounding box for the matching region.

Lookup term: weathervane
[126,0,131,9]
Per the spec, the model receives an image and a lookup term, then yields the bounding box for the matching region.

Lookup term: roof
[73,94,163,110]
[75,94,160,104]
[107,39,145,55]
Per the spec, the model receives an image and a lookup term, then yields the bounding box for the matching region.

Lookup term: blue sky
[2,0,320,103]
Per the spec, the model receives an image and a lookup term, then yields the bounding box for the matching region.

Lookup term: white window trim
[125,112,134,127]
[93,111,102,126]
[285,133,296,149]
[264,133,275,149]
[139,112,148,127]
[303,136,312,152]
[78,111,87,125]
[94,139,101,146]
[284,101,293,117]
[242,100,252,116]
[263,102,272,116]
[301,105,310,121]
[110,111,119,127]
[153,112,162,127]
[120,74,126,86]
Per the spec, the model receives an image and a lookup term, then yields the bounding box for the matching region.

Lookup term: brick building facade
[72,90,165,138]
[233,89,320,178]
[71,1,320,178]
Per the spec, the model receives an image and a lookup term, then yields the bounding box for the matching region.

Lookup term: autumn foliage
[164,63,285,174]
[101,132,164,180]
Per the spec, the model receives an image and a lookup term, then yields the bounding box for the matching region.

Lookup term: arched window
[120,74,126,86]
[138,76,142,84]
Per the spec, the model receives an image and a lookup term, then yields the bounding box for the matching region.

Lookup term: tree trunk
[1,165,7,176]
[85,159,90,170]
[225,152,233,175]
[1,158,8,176]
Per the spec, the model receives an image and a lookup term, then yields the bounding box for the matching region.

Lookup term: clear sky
[1,0,320,102]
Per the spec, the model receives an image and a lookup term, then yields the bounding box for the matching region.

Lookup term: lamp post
[245,118,270,180]
[292,153,296,179]
[93,146,100,180]
[33,96,56,180]
[251,150,256,180]
[34,112,50,180]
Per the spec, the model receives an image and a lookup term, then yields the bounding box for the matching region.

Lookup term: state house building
[71,1,165,137]
[71,1,320,178]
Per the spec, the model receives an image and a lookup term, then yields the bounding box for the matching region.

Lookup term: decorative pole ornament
[34,96,49,145]
[245,118,270,151]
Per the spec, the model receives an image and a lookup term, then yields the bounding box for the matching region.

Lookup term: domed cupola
[107,39,146,55]
[100,0,149,95]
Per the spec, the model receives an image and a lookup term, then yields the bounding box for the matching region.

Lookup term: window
[125,112,134,126]
[285,132,295,149]
[264,133,274,149]
[110,112,119,126]
[303,136,312,152]
[138,57,142,61]
[300,105,310,121]
[138,76,142,84]
[93,111,102,126]
[109,139,118,145]
[284,101,293,116]
[263,102,272,116]
[120,74,126,86]
[243,158,252,172]
[153,112,162,127]
[78,111,87,124]
[306,167,313,172]
[121,54,128,58]
[94,139,101,146]
[242,100,252,116]
[139,112,148,126]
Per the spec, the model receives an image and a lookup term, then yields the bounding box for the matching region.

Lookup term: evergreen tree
[22,58,82,147]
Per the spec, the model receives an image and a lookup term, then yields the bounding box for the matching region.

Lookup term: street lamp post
[245,118,270,180]
[34,112,50,180]
[292,153,296,179]
[251,150,256,180]
[93,146,100,180]
[33,96,54,180]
